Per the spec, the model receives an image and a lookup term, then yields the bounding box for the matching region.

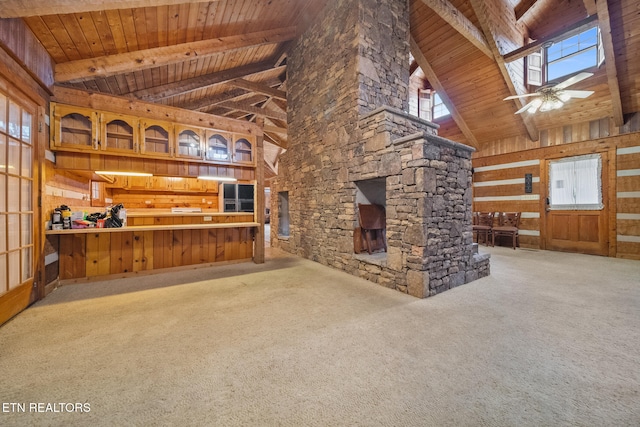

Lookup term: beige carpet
[1,246,639,426]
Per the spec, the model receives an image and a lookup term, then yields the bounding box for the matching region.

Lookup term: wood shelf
[46,222,259,235]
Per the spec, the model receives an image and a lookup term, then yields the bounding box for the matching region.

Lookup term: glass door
[0,89,35,324]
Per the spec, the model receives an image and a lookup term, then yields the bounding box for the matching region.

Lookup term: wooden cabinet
[175,125,204,160]
[100,112,139,154]
[205,130,231,162]
[50,102,255,167]
[233,135,254,165]
[51,104,98,151]
[141,119,172,158]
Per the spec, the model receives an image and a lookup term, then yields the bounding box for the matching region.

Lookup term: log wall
[472,125,640,259]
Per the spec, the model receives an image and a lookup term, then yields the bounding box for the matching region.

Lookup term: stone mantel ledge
[393,131,476,154]
[359,105,439,131]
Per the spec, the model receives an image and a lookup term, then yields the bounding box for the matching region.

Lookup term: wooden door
[0,88,37,325]
[544,152,609,256]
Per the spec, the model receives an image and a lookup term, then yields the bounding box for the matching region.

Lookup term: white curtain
[549,154,603,210]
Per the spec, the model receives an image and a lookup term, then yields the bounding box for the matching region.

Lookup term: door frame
[0,66,45,326]
[540,148,617,256]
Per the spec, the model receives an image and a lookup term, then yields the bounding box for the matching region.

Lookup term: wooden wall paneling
[206,229,217,263]
[97,232,111,275]
[182,229,193,265]
[216,229,226,261]
[153,230,167,269]
[59,234,86,280]
[172,229,183,267]
[110,232,123,274]
[191,229,203,264]
[85,232,100,277]
[608,147,618,257]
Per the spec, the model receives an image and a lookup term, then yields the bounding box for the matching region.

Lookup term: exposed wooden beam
[55,27,296,83]
[264,125,287,135]
[229,79,287,101]
[131,62,284,101]
[503,15,598,63]
[217,100,287,121]
[264,131,288,150]
[596,0,624,127]
[420,0,494,59]
[410,36,478,148]
[52,85,262,136]
[0,0,219,17]
[583,0,597,16]
[171,88,247,111]
[514,0,538,21]
[469,0,539,142]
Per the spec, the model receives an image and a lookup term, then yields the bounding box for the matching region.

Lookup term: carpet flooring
[1,246,639,426]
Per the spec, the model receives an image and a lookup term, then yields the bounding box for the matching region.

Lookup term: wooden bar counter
[46,211,259,282]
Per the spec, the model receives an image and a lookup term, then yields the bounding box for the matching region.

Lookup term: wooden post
[254,118,266,263]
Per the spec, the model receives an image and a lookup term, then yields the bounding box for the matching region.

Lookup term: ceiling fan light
[552,99,564,109]
[539,100,554,112]
[528,98,543,113]
[558,92,572,102]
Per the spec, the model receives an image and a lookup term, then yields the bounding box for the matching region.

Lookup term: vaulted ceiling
[0,0,638,169]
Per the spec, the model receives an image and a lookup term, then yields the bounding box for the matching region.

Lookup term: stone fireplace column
[272,0,490,297]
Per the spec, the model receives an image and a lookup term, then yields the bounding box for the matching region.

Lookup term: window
[528,26,603,86]
[432,93,450,119]
[548,154,603,210]
[278,191,290,237]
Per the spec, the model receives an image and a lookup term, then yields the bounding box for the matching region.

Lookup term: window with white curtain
[548,154,603,210]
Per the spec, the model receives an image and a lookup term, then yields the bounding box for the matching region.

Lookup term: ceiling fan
[504,72,594,114]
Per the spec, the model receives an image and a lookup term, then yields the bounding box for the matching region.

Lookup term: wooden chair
[492,212,521,249]
[357,204,386,254]
[472,212,494,246]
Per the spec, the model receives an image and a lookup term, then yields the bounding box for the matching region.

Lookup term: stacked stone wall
[272,0,490,297]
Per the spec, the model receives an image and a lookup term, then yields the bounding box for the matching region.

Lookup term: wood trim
[503,15,598,63]
[52,86,262,136]
[254,117,266,264]
[596,0,625,127]
[46,222,260,235]
[420,0,493,58]
[55,27,297,83]
[514,0,537,21]
[0,283,33,326]
[608,147,618,256]
[410,36,478,148]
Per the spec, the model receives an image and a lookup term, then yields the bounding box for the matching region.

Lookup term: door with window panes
[0,90,36,325]
[544,153,609,256]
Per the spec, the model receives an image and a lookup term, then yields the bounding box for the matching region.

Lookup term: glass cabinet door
[233,136,254,164]
[51,103,98,150]
[141,120,172,158]
[175,126,204,160]
[205,131,230,162]
[101,114,138,153]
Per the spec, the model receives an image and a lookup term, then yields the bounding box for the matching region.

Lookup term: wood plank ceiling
[1,0,638,165]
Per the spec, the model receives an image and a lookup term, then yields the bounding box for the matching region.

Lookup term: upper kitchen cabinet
[233,136,254,165]
[51,103,98,151]
[205,131,231,163]
[141,120,173,159]
[99,113,139,154]
[175,125,204,160]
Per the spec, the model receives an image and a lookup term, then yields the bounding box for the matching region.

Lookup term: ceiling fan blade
[504,93,539,100]
[560,89,594,99]
[554,72,594,90]
[515,99,540,114]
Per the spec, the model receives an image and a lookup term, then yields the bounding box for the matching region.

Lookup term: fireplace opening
[354,178,387,258]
